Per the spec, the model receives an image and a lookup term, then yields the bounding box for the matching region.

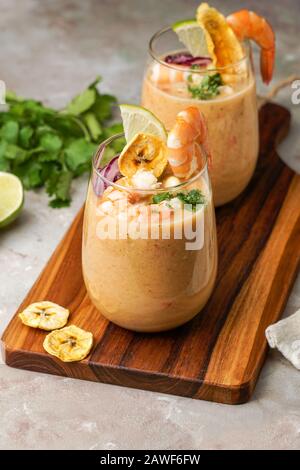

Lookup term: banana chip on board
[43,325,93,362]
[19,301,69,331]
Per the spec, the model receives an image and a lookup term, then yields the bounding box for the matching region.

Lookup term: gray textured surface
[0,0,300,450]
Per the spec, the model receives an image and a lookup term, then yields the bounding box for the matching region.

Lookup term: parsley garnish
[177,189,206,210]
[152,192,173,204]
[188,73,223,100]
[152,189,205,211]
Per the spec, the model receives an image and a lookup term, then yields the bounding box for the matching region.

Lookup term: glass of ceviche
[141,2,275,206]
[82,105,217,332]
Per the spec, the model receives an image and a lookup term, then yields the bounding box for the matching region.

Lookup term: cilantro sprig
[177,189,206,207]
[0,77,124,207]
[152,192,173,204]
[188,73,223,100]
[152,189,205,211]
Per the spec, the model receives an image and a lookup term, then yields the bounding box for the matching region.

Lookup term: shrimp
[167,107,211,178]
[150,62,186,86]
[226,10,275,85]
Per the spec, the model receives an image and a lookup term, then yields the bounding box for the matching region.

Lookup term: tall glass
[141,27,259,206]
[82,134,218,332]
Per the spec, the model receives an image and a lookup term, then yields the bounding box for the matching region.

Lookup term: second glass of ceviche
[82,105,218,332]
[141,2,275,206]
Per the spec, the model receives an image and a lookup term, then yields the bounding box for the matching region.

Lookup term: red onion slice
[93,156,122,196]
[164,53,212,67]
[188,56,212,66]
[103,156,121,181]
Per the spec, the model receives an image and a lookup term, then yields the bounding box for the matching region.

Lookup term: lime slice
[120,104,167,143]
[172,19,210,58]
[0,172,24,228]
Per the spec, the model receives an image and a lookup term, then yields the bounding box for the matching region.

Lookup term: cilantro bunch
[188,72,223,100]
[0,77,124,207]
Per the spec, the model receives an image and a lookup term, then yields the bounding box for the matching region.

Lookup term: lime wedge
[0,172,24,228]
[120,104,167,143]
[172,19,210,58]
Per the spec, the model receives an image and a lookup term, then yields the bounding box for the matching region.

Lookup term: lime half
[172,19,210,58]
[0,172,24,228]
[120,104,167,143]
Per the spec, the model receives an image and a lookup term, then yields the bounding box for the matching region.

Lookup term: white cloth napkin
[265,309,300,370]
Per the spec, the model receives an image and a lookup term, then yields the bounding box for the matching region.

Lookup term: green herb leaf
[0,140,7,158]
[188,73,223,100]
[152,192,173,204]
[83,112,102,140]
[43,117,84,139]
[91,94,117,121]
[40,133,63,152]
[49,199,71,208]
[0,158,10,172]
[46,169,73,207]
[14,160,43,189]
[64,138,96,173]
[4,143,26,161]
[38,151,60,162]
[87,76,102,89]
[19,125,34,148]
[177,189,206,210]
[0,120,19,143]
[0,141,10,171]
[5,89,23,103]
[66,88,96,116]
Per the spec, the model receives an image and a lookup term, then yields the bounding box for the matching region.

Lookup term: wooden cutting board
[2,103,300,404]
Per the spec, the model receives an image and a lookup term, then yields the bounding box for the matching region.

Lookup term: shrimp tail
[227,9,275,85]
[260,47,275,85]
